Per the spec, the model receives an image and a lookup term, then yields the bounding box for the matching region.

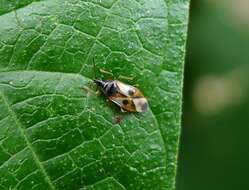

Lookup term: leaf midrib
[0,91,56,190]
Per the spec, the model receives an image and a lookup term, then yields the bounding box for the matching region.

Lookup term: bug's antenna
[92,57,96,79]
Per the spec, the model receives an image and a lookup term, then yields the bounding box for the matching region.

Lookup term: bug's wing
[110,97,125,107]
[111,97,148,112]
[115,81,149,112]
[116,81,141,97]
[133,98,148,112]
[109,93,137,112]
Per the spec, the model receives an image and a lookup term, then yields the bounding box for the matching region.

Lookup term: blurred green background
[177,0,249,190]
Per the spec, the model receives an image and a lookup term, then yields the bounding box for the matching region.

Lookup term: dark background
[177,0,249,190]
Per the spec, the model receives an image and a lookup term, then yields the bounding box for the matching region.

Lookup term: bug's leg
[133,83,140,87]
[99,68,114,80]
[99,68,114,76]
[82,85,99,95]
[117,75,135,81]
[120,107,127,112]
[118,74,139,89]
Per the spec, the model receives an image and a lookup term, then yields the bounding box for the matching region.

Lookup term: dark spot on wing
[122,99,129,105]
[141,101,148,111]
[128,89,135,96]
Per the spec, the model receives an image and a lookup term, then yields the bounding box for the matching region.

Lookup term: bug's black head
[94,79,106,88]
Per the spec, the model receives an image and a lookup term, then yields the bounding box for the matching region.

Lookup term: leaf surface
[0,0,189,189]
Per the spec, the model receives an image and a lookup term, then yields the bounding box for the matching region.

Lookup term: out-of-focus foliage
[177,0,249,190]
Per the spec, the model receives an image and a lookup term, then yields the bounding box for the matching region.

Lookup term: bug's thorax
[94,79,117,96]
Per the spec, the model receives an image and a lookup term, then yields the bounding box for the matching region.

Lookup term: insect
[92,59,148,112]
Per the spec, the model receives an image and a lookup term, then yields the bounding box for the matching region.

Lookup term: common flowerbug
[92,58,149,112]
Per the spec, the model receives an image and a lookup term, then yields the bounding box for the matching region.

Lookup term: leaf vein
[0,91,56,190]
[78,0,120,74]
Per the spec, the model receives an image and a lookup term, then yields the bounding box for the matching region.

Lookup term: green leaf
[0,0,189,189]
